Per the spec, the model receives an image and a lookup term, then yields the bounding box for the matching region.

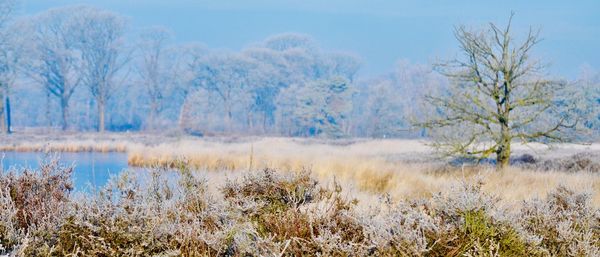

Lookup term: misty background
[1,0,599,137]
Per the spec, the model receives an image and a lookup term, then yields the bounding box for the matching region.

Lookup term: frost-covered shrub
[49,170,176,256]
[2,158,599,256]
[364,181,529,256]
[518,186,600,256]
[0,159,73,230]
[222,169,369,256]
[0,159,73,255]
[362,197,439,255]
[519,152,600,172]
[50,167,233,256]
[0,184,20,254]
[222,168,321,214]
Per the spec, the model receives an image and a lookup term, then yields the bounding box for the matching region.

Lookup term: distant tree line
[0,3,598,138]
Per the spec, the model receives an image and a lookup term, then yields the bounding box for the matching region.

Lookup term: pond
[1,151,130,191]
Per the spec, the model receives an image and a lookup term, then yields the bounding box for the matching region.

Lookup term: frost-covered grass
[1,160,599,256]
[125,137,600,206]
[0,132,142,152]
[1,133,600,206]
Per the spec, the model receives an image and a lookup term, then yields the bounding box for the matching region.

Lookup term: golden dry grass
[0,132,148,152]
[1,133,598,206]
[126,137,600,206]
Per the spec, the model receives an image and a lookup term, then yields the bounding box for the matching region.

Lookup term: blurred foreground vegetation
[1,158,599,256]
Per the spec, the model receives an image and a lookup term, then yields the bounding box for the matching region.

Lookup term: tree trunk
[98,100,105,133]
[178,96,189,130]
[60,96,69,131]
[6,96,11,134]
[148,107,155,131]
[0,88,5,134]
[148,100,159,131]
[46,92,52,129]
[496,123,511,169]
[246,111,253,133]
[127,98,136,129]
[225,103,233,132]
[262,112,267,133]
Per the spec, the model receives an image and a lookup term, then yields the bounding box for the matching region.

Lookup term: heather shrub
[222,168,321,214]
[222,169,369,255]
[2,157,599,256]
[362,197,438,255]
[0,159,73,255]
[0,159,73,230]
[364,181,529,256]
[50,167,232,256]
[518,186,600,256]
[0,184,20,254]
[49,171,175,256]
[170,164,236,255]
[520,152,600,172]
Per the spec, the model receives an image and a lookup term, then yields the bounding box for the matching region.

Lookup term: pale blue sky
[19,0,600,78]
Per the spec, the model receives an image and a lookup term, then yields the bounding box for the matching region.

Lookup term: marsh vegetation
[0,0,598,256]
[1,154,599,256]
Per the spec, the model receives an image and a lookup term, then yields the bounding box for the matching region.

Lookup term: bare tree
[568,65,600,140]
[173,43,207,130]
[420,15,577,169]
[324,52,361,82]
[193,53,257,131]
[136,26,173,130]
[0,0,16,133]
[278,76,354,137]
[364,81,405,137]
[23,7,85,130]
[75,7,128,132]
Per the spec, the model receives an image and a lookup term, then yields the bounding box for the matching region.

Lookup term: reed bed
[127,137,600,205]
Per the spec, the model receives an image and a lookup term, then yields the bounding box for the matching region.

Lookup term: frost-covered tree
[254,34,361,136]
[172,43,207,130]
[420,15,577,169]
[136,26,174,130]
[360,61,447,138]
[22,6,87,130]
[0,0,17,133]
[279,77,354,138]
[193,53,258,131]
[262,33,316,52]
[323,52,361,82]
[262,33,329,81]
[241,47,291,132]
[571,65,600,139]
[364,81,405,137]
[75,7,128,132]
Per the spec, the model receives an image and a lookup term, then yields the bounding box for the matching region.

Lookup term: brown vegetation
[1,157,599,256]
[1,134,599,205]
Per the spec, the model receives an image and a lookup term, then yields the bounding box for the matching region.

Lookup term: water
[0,151,129,191]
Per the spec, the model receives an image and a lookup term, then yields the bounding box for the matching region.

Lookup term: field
[1,133,599,204]
[1,133,599,255]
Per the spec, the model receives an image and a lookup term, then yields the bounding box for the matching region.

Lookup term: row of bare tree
[0,4,443,137]
[0,5,127,132]
[0,3,598,149]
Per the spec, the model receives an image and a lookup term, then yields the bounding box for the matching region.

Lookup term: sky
[19,0,600,78]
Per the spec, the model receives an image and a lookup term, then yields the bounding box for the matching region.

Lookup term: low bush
[518,186,600,256]
[0,158,598,256]
[0,159,73,255]
[519,152,600,173]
